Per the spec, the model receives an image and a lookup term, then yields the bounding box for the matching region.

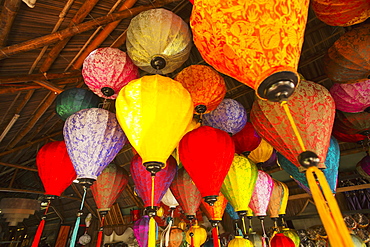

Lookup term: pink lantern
[82,47,139,99]
[330,79,370,113]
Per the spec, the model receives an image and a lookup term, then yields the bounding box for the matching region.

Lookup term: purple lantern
[330,79,370,113]
[133,215,157,247]
[82,47,140,99]
[63,108,127,184]
[249,170,274,217]
[203,98,247,135]
[261,150,278,168]
[357,154,370,180]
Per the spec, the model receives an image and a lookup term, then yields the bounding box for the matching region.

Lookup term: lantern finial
[298,151,320,168]
[101,87,115,97]
[144,161,165,176]
[204,195,218,206]
[259,72,298,102]
[151,56,167,71]
[77,178,96,188]
[195,105,207,114]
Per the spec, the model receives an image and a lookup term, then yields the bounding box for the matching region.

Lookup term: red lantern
[179,126,235,205]
[270,233,295,247]
[170,167,202,220]
[332,128,367,143]
[334,110,370,136]
[36,141,77,197]
[231,122,262,156]
[201,192,228,223]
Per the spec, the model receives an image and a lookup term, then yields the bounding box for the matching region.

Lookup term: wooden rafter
[0,0,22,46]
[0,70,81,84]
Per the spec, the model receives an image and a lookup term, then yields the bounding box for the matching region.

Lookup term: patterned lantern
[169,228,184,247]
[225,203,239,220]
[55,88,101,121]
[250,79,335,171]
[356,154,370,180]
[249,170,274,217]
[185,222,207,247]
[170,167,202,220]
[201,192,228,223]
[203,99,247,135]
[190,0,309,101]
[175,65,226,114]
[334,110,370,136]
[161,189,179,209]
[282,228,300,247]
[267,180,284,219]
[0,198,39,226]
[248,139,274,165]
[133,216,153,247]
[228,236,254,247]
[130,154,177,210]
[232,122,262,156]
[82,47,139,99]
[179,126,235,205]
[63,108,127,184]
[126,8,192,74]
[311,0,370,27]
[278,137,340,194]
[116,74,193,175]
[324,24,370,84]
[270,233,295,247]
[330,80,370,113]
[332,128,367,143]
[36,141,77,197]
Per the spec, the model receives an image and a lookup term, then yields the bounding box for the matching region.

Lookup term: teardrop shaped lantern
[332,128,367,143]
[249,171,274,217]
[270,233,295,247]
[267,180,284,219]
[63,108,127,185]
[279,182,289,217]
[250,79,335,171]
[232,122,262,157]
[175,65,226,114]
[55,88,101,121]
[190,0,309,101]
[170,167,202,220]
[179,126,235,205]
[311,0,370,27]
[324,24,370,84]
[203,99,247,135]
[82,47,139,99]
[228,236,254,247]
[334,110,370,136]
[126,8,192,74]
[116,74,193,175]
[134,215,155,247]
[185,222,207,247]
[330,79,370,113]
[36,141,77,197]
[248,139,274,165]
[161,189,179,209]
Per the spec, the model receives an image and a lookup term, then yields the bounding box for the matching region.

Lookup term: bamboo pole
[0,0,22,46]
[0,187,81,201]
[34,80,64,94]
[0,71,81,84]
[0,0,178,60]
[0,85,43,94]
[0,161,37,171]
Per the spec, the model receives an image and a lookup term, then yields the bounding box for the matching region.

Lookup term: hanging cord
[259,217,269,245]
[69,187,87,247]
[31,200,51,247]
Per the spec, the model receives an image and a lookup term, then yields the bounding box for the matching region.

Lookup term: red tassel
[96,216,105,247]
[190,233,194,247]
[212,227,220,247]
[31,219,45,247]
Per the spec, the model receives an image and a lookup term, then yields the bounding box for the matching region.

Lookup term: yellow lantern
[248,139,274,165]
[178,220,187,231]
[282,228,300,247]
[228,236,254,247]
[116,74,193,174]
[185,223,207,247]
[279,182,289,216]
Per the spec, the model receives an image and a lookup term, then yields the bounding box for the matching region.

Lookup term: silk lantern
[334,110,370,136]
[190,0,309,101]
[261,150,278,168]
[134,216,152,247]
[179,126,235,205]
[249,139,274,165]
[168,228,184,247]
[356,154,370,180]
[267,180,284,221]
[116,74,193,175]
[279,182,289,217]
[63,108,127,185]
[282,228,300,247]
[185,222,207,247]
[232,122,262,156]
[311,0,370,27]
[228,236,254,247]
[175,65,226,114]
[250,79,335,171]
[332,128,367,143]
[330,80,370,113]
[203,99,247,135]
[82,47,139,99]
[270,233,295,247]
[161,189,179,209]
[324,24,370,84]
[55,88,101,121]
[126,8,192,74]
[170,167,202,220]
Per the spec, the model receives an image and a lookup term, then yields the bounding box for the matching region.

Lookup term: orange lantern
[190,0,310,101]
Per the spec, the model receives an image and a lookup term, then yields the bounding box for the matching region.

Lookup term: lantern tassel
[148,217,156,247]
[31,200,50,247]
[96,215,105,247]
[164,218,173,247]
[306,166,353,247]
[212,226,220,247]
[241,216,248,238]
[69,187,87,247]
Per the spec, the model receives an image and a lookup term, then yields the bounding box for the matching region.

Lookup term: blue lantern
[226,202,239,220]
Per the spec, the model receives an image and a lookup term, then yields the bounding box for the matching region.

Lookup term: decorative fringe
[69,187,87,247]
[148,217,156,247]
[31,200,50,247]
[164,218,173,246]
[96,216,105,247]
[306,167,354,247]
[212,227,220,247]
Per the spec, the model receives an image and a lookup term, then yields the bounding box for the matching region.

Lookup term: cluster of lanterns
[27,1,370,247]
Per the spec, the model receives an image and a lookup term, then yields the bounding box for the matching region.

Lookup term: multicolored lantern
[126,9,192,74]
[133,215,153,247]
[232,122,262,156]
[248,139,274,165]
[282,228,300,247]
[330,80,370,113]
[185,222,207,247]
[170,167,202,220]
[175,65,226,114]
[63,108,127,184]
[334,110,370,136]
[228,236,254,247]
[55,88,101,121]
[332,128,367,143]
[201,192,227,223]
[311,0,370,27]
[82,47,139,99]
[190,0,309,101]
[324,24,370,84]
[179,126,235,205]
[116,74,193,175]
[250,79,335,171]
[203,99,247,135]
[270,233,295,247]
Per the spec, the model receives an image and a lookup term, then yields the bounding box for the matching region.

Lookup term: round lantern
[282,228,300,247]
[334,110,370,136]
[161,189,179,209]
[249,232,264,247]
[82,47,139,99]
[356,154,370,180]
[126,8,192,74]
[203,98,247,135]
[228,236,254,247]
[232,122,262,156]
[36,141,77,197]
[185,223,207,247]
[168,227,184,247]
[179,126,235,205]
[250,79,335,171]
[170,167,202,220]
[270,233,295,247]
[190,0,309,101]
[248,139,274,165]
[311,0,370,27]
[350,234,367,247]
[55,88,101,121]
[116,74,193,175]
[63,108,127,185]
[332,128,367,143]
[249,170,274,217]
[175,65,226,114]
[324,24,370,84]
[330,80,370,113]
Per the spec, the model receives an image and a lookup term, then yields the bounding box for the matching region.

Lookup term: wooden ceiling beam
[0,0,22,47]
[0,71,81,84]
[0,161,37,171]
[0,187,80,201]
[0,0,178,60]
